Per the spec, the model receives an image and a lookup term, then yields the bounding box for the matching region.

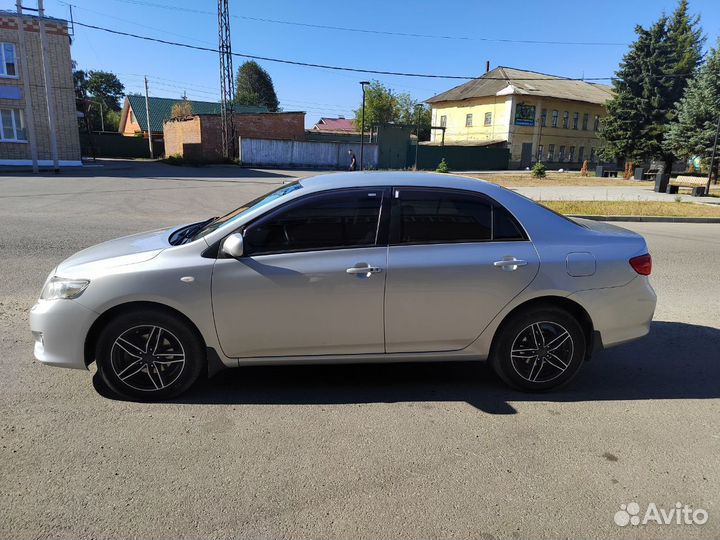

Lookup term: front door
[384,188,539,353]
[520,142,533,168]
[211,188,388,358]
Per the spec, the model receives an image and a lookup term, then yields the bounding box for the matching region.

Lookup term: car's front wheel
[491,306,586,392]
[95,309,205,400]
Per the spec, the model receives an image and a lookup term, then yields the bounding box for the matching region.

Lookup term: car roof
[298,171,498,194]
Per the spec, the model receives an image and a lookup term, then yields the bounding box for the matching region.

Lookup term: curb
[567,214,720,223]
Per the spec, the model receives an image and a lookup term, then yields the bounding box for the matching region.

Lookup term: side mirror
[222,233,244,258]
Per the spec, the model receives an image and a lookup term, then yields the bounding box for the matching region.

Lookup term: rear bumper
[569,276,656,349]
[29,299,98,370]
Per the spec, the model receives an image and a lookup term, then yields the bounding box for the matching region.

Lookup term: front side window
[548,144,555,161]
[551,110,558,128]
[540,109,547,127]
[243,189,383,255]
[582,113,589,130]
[572,112,579,129]
[559,145,566,161]
[484,111,492,125]
[0,43,17,77]
[465,113,473,127]
[593,115,600,131]
[392,190,491,245]
[590,147,596,162]
[569,146,575,162]
[578,146,585,162]
[562,111,569,129]
[0,108,26,141]
[440,115,447,128]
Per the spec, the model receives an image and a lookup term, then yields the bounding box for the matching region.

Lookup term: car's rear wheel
[491,306,586,392]
[95,310,204,400]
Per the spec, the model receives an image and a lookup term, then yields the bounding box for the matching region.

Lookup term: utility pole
[16,0,38,172]
[706,113,720,195]
[218,0,235,161]
[144,76,154,159]
[359,81,369,171]
[38,0,59,172]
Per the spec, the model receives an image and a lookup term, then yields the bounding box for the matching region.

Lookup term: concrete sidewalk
[510,184,720,204]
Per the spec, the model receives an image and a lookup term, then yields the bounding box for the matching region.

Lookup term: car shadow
[93,321,720,414]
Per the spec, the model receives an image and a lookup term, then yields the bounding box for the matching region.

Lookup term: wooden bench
[666,176,707,196]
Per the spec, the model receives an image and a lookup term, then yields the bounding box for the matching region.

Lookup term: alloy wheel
[110,325,186,392]
[510,321,574,383]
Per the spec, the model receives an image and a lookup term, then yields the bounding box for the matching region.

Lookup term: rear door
[384,188,539,353]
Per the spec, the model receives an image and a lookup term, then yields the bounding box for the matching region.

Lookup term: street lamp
[359,81,370,171]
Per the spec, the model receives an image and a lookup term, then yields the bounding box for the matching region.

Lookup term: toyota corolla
[30,172,656,400]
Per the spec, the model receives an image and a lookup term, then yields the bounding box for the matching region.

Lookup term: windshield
[188,181,303,241]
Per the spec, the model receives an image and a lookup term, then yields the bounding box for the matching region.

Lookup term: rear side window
[493,204,526,241]
[243,190,383,255]
[391,190,492,244]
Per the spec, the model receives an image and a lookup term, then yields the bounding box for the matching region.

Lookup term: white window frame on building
[0,108,27,142]
[572,112,579,130]
[465,113,473,127]
[551,110,559,128]
[548,144,555,161]
[484,112,492,126]
[562,111,569,129]
[0,43,17,78]
[582,113,589,131]
[440,115,447,128]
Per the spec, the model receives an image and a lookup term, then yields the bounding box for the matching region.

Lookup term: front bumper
[569,276,657,349]
[29,299,99,370]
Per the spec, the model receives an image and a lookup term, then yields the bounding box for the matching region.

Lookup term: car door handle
[493,257,528,271]
[346,264,383,276]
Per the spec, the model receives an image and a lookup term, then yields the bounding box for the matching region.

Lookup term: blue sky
[43,0,720,127]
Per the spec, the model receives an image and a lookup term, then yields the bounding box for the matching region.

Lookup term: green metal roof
[125,95,268,132]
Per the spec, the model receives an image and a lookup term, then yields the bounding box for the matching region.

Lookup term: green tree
[600,1,703,169]
[666,41,720,175]
[234,61,279,111]
[353,81,431,140]
[73,68,125,131]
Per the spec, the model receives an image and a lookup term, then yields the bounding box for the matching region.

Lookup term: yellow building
[426,67,613,169]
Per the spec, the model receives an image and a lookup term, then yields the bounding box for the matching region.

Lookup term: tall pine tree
[234,61,280,112]
[599,1,703,169]
[665,41,720,175]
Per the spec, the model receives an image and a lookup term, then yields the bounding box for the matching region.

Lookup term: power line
[106,0,627,46]
[74,20,643,81]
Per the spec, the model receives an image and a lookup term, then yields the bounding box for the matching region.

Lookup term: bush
[531,161,547,178]
[436,158,449,173]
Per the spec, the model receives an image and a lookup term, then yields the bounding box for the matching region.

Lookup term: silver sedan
[30,172,656,400]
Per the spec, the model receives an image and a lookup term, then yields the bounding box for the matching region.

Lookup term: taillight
[629,253,652,275]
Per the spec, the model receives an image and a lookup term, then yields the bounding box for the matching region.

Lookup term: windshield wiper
[169,217,218,246]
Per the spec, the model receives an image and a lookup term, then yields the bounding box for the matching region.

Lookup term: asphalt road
[1,163,718,539]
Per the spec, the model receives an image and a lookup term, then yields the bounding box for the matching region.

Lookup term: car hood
[56,227,173,275]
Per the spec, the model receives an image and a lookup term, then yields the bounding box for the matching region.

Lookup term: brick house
[0,9,80,166]
[118,95,267,141]
[164,111,306,161]
[311,116,357,134]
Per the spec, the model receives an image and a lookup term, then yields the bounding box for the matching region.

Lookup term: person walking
[348,150,357,171]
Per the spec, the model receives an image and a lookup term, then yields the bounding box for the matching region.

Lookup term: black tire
[490,306,586,392]
[95,309,205,401]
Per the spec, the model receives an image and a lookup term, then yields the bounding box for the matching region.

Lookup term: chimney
[486,61,490,73]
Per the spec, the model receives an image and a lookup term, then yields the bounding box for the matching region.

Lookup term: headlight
[40,277,90,300]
